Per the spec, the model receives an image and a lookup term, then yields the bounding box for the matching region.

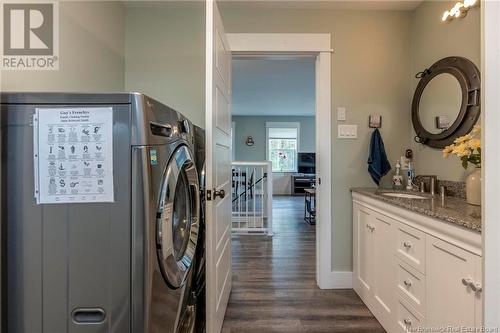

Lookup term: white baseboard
[318,271,353,289]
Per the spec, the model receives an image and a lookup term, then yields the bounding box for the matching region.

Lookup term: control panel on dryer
[150,122,172,138]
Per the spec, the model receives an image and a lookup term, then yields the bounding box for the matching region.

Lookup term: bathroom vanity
[351,188,482,333]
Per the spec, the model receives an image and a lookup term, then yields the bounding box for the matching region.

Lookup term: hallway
[222,196,385,332]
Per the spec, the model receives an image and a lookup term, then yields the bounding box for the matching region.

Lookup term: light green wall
[1,1,125,92]
[221,7,412,271]
[409,1,481,181]
[2,1,205,128]
[124,3,205,127]
[233,116,315,161]
[1,0,479,274]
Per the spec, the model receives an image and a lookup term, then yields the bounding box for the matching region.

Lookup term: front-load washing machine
[0,92,200,333]
[177,125,206,333]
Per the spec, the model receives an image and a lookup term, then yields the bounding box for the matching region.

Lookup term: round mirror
[418,73,463,134]
[411,56,481,149]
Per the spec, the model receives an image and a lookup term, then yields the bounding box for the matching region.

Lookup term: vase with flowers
[443,125,481,205]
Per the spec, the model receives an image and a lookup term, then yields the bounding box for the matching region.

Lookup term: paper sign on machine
[34,107,114,204]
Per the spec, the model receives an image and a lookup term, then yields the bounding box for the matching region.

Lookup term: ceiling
[124,1,203,8]
[232,58,316,116]
[219,0,423,11]
[125,0,423,11]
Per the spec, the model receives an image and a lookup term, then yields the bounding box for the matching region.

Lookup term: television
[297,152,316,174]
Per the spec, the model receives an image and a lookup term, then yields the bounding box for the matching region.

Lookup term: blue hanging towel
[367,129,392,186]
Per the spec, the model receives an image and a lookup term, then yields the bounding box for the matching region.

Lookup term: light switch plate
[338,124,357,139]
[337,107,346,121]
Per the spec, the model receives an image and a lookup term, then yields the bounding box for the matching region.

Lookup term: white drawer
[396,258,425,316]
[396,297,425,333]
[396,222,426,273]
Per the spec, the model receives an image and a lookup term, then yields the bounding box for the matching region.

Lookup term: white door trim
[482,0,500,326]
[228,33,341,289]
[228,33,333,53]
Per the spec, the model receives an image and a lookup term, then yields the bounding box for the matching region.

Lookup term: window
[266,123,300,172]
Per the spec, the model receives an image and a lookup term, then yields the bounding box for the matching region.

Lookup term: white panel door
[372,213,396,329]
[205,1,232,332]
[426,235,477,328]
[353,204,374,301]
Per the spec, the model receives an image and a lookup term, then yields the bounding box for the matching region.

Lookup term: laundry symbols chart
[33,107,114,204]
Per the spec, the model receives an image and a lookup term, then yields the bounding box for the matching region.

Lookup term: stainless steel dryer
[0,92,200,333]
[192,125,206,333]
[177,125,206,333]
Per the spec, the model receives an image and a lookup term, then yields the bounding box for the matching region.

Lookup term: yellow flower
[472,124,481,136]
[442,145,454,158]
[468,138,481,150]
[454,134,472,144]
[441,125,481,165]
[452,143,471,157]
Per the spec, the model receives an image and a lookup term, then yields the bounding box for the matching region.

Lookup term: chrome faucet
[419,175,438,196]
[430,177,436,196]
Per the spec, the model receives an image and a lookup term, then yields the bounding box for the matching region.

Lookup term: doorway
[227,34,334,289]
[230,56,316,236]
[229,59,318,325]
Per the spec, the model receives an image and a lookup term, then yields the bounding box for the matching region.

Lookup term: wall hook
[369,115,382,128]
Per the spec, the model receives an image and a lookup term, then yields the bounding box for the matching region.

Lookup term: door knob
[214,189,225,199]
[403,279,412,287]
[403,241,412,249]
[403,318,412,326]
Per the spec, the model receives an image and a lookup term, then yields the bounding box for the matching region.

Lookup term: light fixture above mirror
[442,0,478,22]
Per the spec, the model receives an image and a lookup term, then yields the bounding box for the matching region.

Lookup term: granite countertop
[351,188,482,233]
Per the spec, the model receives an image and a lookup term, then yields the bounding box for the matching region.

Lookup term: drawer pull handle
[462,278,482,293]
[462,278,474,287]
[471,282,482,293]
[72,308,106,324]
[403,279,412,287]
[403,318,412,326]
[403,241,412,249]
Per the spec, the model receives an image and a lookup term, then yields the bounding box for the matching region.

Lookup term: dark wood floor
[222,196,385,333]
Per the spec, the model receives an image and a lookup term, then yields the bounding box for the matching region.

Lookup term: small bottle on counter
[392,160,404,190]
[406,162,415,190]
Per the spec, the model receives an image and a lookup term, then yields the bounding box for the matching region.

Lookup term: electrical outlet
[338,124,357,139]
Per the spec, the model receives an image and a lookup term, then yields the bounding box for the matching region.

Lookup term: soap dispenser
[392,160,403,190]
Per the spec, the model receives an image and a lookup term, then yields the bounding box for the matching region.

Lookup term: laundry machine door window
[156,145,200,289]
[172,171,190,261]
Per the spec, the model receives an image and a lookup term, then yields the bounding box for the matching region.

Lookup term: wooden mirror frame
[412,56,481,149]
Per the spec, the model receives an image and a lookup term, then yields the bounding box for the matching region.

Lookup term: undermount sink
[381,192,429,199]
